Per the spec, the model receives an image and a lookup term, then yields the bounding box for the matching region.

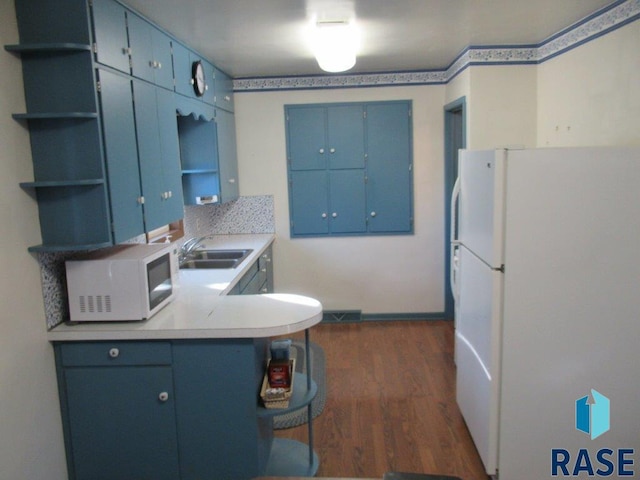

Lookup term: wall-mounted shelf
[12,112,98,120]
[5,43,91,53]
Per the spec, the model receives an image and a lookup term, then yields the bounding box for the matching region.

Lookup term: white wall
[467,65,538,150]
[537,20,640,147]
[235,86,447,315]
[0,2,68,479]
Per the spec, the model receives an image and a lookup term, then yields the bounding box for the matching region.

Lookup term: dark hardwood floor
[276,321,489,480]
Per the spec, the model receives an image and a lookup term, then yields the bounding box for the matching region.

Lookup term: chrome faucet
[179,236,207,263]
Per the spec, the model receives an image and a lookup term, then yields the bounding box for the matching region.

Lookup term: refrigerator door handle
[450,176,461,302]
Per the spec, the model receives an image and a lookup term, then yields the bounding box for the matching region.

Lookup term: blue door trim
[443,96,466,320]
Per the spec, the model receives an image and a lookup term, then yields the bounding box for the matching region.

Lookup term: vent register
[77,294,112,314]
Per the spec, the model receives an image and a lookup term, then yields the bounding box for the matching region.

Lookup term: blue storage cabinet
[286,101,413,237]
[55,342,180,480]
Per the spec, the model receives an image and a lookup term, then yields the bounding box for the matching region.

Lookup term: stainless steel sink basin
[191,249,252,261]
[179,249,253,269]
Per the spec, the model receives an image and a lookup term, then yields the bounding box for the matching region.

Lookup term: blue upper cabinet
[326,105,365,170]
[9,0,237,250]
[91,0,130,74]
[97,69,145,243]
[366,102,413,233]
[128,14,174,90]
[213,67,234,112]
[286,101,413,237]
[287,106,327,171]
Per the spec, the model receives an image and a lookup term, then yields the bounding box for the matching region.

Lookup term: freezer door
[456,245,502,475]
[458,149,506,268]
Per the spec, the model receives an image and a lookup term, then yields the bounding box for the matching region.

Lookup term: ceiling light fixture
[313,21,357,73]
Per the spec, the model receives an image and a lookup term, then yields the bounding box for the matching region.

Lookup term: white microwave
[65,243,178,322]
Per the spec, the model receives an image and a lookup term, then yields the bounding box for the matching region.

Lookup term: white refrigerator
[451,147,640,479]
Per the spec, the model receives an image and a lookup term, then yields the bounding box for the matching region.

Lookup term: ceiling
[124,0,614,78]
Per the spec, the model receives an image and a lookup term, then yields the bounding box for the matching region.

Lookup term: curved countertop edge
[47,293,323,342]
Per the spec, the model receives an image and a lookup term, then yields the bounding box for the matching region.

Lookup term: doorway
[443,97,466,320]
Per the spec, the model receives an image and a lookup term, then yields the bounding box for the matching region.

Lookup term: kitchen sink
[179,249,253,269]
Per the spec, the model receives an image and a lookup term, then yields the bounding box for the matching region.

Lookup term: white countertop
[48,234,323,342]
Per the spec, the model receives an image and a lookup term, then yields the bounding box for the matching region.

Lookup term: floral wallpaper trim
[233,0,639,92]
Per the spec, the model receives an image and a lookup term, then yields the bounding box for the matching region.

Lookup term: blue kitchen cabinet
[178,107,239,205]
[55,342,179,480]
[290,170,330,235]
[228,246,273,295]
[97,68,146,243]
[172,339,271,480]
[54,335,309,480]
[366,102,413,233]
[286,101,413,237]
[128,13,174,90]
[216,108,240,202]
[287,106,327,171]
[91,0,130,74]
[172,42,215,103]
[214,67,235,112]
[133,81,184,231]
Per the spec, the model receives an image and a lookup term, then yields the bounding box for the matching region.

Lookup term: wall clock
[191,60,206,97]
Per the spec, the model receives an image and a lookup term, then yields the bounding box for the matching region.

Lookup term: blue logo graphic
[576,389,610,440]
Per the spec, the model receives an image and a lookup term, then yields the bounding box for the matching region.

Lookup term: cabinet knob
[261,287,268,293]
[158,392,169,402]
[228,178,236,184]
[329,148,336,154]
[318,148,325,154]
[122,47,132,56]
[137,196,145,205]
[332,212,338,218]
[157,62,162,69]
[108,348,120,358]
[321,213,327,218]
[224,95,231,102]
[370,211,377,217]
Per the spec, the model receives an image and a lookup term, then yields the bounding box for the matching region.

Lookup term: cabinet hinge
[92,43,98,54]
[408,109,412,117]
[363,110,367,119]
[409,163,413,171]
[96,81,101,93]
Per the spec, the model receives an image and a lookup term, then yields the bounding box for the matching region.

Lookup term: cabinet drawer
[59,341,172,367]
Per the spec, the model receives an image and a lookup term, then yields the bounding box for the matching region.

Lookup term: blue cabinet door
[127,13,155,84]
[172,42,194,97]
[366,102,413,233]
[151,28,175,90]
[156,88,185,222]
[98,69,144,243]
[214,67,235,112]
[287,106,326,171]
[216,108,239,202]
[329,169,366,233]
[91,0,130,74]
[290,170,329,235]
[64,366,179,480]
[327,105,365,170]
[133,81,183,231]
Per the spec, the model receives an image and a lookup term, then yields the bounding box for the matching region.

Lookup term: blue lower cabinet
[54,338,287,480]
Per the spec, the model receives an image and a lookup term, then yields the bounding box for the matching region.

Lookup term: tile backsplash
[39,195,274,329]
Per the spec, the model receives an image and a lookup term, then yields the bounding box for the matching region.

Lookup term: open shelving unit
[257,329,320,477]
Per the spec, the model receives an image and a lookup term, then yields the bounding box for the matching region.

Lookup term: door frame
[443,96,467,320]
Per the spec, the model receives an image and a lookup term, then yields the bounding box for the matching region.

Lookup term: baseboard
[321,311,448,323]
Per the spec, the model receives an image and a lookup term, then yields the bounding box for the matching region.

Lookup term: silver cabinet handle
[321,213,327,218]
[332,212,338,218]
[319,148,325,154]
[224,95,231,102]
[228,178,236,184]
[137,196,145,205]
[261,287,268,293]
[158,392,169,402]
[370,211,377,217]
[109,348,119,358]
[329,148,336,154]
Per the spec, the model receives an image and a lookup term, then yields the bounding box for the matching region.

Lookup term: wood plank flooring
[275,321,489,480]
